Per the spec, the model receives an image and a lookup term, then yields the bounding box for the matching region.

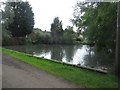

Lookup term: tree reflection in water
[5,44,115,71]
[83,46,115,71]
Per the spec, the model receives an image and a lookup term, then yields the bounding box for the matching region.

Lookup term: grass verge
[2,48,118,88]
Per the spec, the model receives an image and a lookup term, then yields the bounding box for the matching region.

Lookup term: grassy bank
[2,48,118,88]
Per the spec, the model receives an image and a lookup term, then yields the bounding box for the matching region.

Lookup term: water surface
[5,44,115,71]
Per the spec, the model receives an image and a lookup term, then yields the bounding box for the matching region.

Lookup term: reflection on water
[34,51,51,59]
[5,44,115,71]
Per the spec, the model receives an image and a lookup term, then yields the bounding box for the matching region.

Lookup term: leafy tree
[4,1,34,37]
[50,17,63,44]
[73,2,118,75]
[2,2,14,45]
[27,28,52,44]
[73,2,117,51]
[2,2,15,31]
[63,26,75,44]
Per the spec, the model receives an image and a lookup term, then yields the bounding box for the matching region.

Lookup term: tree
[50,17,63,44]
[73,2,117,51]
[2,2,14,45]
[4,1,34,37]
[73,2,118,75]
[2,2,14,31]
[63,26,75,44]
[115,1,120,77]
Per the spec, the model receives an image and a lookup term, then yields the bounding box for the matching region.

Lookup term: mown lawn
[2,48,119,88]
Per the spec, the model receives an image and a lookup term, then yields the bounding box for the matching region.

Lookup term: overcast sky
[1,0,116,31]
[28,0,79,31]
[1,0,84,31]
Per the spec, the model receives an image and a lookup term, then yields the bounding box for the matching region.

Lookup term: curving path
[2,54,81,88]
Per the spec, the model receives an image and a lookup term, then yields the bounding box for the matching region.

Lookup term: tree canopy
[72,2,117,51]
[3,1,34,37]
[50,17,63,44]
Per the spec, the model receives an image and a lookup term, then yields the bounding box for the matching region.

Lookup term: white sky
[1,0,117,31]
[26,0,118,31]
[1,0,85,31]
[28,0,78,31]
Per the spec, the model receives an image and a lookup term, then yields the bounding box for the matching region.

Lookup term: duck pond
[5,44,115,72]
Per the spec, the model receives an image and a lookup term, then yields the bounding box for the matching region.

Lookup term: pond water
[5,44,115,71]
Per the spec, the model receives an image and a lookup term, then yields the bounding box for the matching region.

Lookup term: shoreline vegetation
[2,48,118,88]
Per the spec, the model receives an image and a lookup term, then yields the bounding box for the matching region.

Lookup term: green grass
[2,48,119,88]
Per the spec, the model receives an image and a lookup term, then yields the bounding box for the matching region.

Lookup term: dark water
[5,44,115,71]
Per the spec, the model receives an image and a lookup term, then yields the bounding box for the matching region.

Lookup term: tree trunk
[115,1,120,77]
